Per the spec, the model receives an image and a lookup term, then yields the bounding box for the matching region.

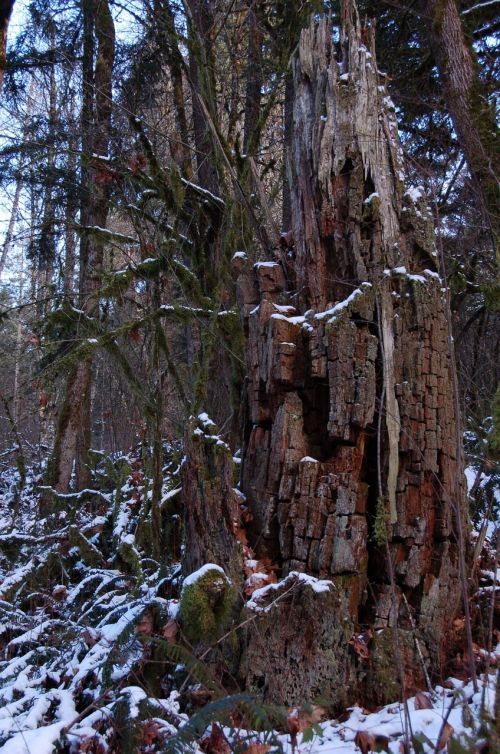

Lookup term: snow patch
[181,563,227,592]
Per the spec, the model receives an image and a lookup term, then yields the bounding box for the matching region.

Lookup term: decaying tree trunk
[234,3,464,706]
[181,414,243,587]
[181,0,467,708]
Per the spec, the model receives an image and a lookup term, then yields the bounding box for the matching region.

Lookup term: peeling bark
[234,3,464,706]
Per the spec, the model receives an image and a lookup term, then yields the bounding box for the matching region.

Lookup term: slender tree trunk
[160,0,193,179]
[233,2,466,707]
[423,0,499,241]
[46,0,115,494]
[281,69,293,232]
[186,0,220,195]
[0,78,36,281]
[0,0,14,94]
[243,1,263,158]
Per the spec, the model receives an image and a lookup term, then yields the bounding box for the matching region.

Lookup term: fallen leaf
[244,571,277,597]
[349,631,372,661]
[52,584,68,602]
[414,692,433,710]
[199,723,231,754]
[355,730,375,754]
[437,722,454,751]
[141,719,165,746]
[162,618,179,644]
[242,745,272,754]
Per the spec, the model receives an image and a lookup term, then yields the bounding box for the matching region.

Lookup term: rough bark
[243,1,263,158]
[423,0,499,241]
[186,0,220,196]
[234,4,464,707]
[181,414,243,587]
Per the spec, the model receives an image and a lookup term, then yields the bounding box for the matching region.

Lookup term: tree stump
[235,2,464,707]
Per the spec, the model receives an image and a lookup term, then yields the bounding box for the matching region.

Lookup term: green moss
[117,539,144,583]
[179,567,236,645]
[68,526,102,566]
[374,496,389,547]
[491,385,500,457]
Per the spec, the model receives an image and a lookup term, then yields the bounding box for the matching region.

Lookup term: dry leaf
[141,719,165,746]
[244,571,277,597]
[199,723,231,754]
[287,705,326,735]
[414,692,433,710]
[162,618,179,644]
[242,745,272,754]
[52,584,68,602]
[437,722,454,751]
[235,525,249,546]
[82,628,100,647]
[349,630,372,661]
[355,731,375,754]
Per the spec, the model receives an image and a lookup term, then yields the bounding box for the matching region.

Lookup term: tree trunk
[46,0,115,494]
[234,3,465,707]
[423,0,499,242]
[181,414,243,587]
[243,1,263,158]
[0,0,14,93]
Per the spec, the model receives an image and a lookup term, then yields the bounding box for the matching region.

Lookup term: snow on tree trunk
[235,3,464,706]
[181,414,243,587]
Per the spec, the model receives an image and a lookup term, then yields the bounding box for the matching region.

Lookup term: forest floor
[0,452,498,754]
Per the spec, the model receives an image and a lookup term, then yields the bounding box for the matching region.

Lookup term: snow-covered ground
[0,454,498,753]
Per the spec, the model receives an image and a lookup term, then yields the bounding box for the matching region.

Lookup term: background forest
[0,0,499,752]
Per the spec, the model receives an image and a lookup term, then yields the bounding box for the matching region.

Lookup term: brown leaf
[81,628,100,647]
[243,745,272,754]
[52,584,68,602]
[355,731,375,754]
[235,525,249,546]
[349,631,372,661]
[437,722,454,751]
[244,572,277,597]
[287,705,326,735]
[414,692,433,710]
[374,735,390,752]
[162,618,179,644]
[199,723,231,754]
[141,719,164,746]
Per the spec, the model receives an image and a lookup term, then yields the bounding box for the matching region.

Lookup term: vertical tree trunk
[46,0,115,494]
[0,0,14,94]
[422,0,499,241]
[186,0,220,195]
[0,78,36,281]
[234,2,465,707]
[243,1,263,158]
